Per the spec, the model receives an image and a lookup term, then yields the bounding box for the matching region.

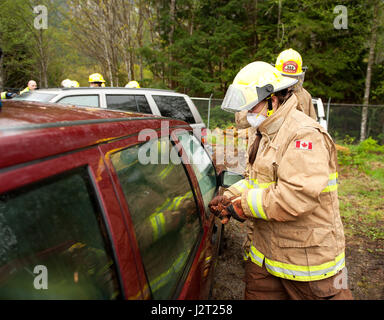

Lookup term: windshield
[12,92,57,103]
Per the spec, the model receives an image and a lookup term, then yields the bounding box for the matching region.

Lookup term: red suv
[0,100,236,300]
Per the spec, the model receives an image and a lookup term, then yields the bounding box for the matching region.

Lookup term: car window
[110,138,201,299]
[57,95,99,108]
[12,92,57,102]
[0,168,121,299]
[177,132,217,215]
[152,95,196,124]
[106,95,152,114]
[135,95,152,114]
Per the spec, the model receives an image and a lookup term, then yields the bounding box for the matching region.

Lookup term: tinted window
[0,168,120,299]
[152,95,196,124]
[106,95,151,114]
[135,95,152,114]
[111,139,201,299]
[12,92,57,102]
[177,132,217,215]
[57,95,99,108]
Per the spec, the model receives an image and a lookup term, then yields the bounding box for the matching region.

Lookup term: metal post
[207,93,213,130]
[327,97,331,130]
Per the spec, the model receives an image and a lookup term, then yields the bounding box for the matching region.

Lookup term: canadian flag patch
[295,140,313,150]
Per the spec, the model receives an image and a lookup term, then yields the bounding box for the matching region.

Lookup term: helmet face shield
[221,84,273,113]
[221,61,299,113]
[221,85,247,113]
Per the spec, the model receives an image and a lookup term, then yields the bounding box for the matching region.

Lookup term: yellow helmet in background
[71,80,80,88]
[221,61,298,113]
[88,73,106,83]
[125,80,140,88]
[275,48,304,76]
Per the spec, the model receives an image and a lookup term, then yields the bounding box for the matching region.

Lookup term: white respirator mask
[246,113,267,128]
[246,100,271,128]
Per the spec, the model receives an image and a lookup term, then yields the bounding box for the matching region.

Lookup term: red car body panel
[0,100,220,300]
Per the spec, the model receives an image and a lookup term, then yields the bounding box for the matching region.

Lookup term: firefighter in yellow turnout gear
[210,61,353,300]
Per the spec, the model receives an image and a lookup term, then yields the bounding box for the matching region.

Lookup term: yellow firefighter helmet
[125,81,141,88]
[88,73,106,83]
[221,61,297,113]
[275,48,305,76]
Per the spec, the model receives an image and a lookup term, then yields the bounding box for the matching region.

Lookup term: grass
[337,138,384,241]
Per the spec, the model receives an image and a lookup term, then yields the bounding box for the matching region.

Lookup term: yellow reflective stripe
[231,179,274,194]
[170,190,192,210]
[150,251,188,293]
[232,179,254,193]
[150,212,165,241]
[247,246,264,267]
[248,179,259,188]
[322,184,338,192]
[246,245,345,281]
[329,172,338,180]
[1,92,7,99]
[265,251,345,282]
[259,182,275,189]
[159,164,174,180]
[322,172,338,193]
[153,198,171,215]
[247,189,268,220]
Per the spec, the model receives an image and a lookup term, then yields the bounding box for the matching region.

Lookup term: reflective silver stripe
[248,247,264,267]
[247,188,268,220]
[322,173,338,193]
[265,257,345,278]
[232,179,254,193]
[265,254,345,281]
[246,245,346,281]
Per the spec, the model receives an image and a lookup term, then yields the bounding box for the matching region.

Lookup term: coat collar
[258,94,298,138]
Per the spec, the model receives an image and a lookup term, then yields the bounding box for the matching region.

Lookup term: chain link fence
[192,97,384,145]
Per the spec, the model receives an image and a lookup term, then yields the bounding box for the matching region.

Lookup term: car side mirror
[218,170,244,188]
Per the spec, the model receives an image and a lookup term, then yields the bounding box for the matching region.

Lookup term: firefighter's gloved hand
[226,197,247,222]
[208,195,231,218]
[6,92,16,99]
[209,195,246,224]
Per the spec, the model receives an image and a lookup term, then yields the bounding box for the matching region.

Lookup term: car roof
[35,87,182,95]
[0,100,190,170]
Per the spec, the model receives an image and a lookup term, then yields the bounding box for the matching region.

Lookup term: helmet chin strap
[266,94,274,117]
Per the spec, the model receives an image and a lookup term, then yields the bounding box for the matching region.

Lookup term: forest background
[0,0,383,143]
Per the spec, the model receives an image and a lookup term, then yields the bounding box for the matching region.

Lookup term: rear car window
[0,168,120,299]
[57,95,99,108]
[152,95,196,124]
[111,138,201,299]
[12,92,57,103]
[106,95,151,114]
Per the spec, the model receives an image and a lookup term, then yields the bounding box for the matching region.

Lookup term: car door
[100,126,219,299]
[0,147,142,299]
[171,129,222,299]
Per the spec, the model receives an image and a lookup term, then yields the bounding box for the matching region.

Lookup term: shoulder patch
[295,140,312,150]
